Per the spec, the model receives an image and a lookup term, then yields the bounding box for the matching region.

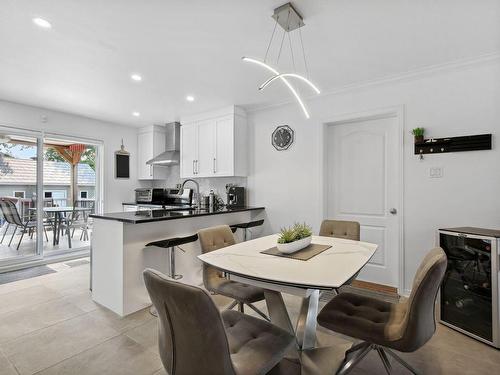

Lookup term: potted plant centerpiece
[412,127,425,144]
[277,223,313,254]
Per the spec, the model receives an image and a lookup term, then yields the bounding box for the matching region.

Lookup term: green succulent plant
[277,222,313,244]
[411,127,425,137]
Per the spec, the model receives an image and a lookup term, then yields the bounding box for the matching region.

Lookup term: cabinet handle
[196,159,199,174]
[192,160,195,175]
[213,158,216,173]
[149,165,153,177]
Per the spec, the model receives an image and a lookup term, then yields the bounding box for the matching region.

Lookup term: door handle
[389,208,397,215]
[213,158,216,174]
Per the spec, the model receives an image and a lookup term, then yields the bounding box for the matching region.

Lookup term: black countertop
[90,206,265,224]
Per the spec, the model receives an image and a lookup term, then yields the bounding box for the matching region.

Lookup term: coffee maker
[226,186,245,207]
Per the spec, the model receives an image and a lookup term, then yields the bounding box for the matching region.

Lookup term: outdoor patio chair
[0,199,48,250]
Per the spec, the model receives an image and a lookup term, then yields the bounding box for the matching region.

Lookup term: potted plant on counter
[412,127,425,144]
[277,223,313,254]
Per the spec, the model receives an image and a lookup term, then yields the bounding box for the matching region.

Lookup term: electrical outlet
[430,167,443,178]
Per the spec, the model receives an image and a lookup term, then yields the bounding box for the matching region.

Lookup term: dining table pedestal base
[262,289,350,374]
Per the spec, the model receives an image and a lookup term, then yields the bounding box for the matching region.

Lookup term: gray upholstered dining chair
[319,219,360,241]
[317,247,447,375]
[143,268,295,375]
[198,225,269,320]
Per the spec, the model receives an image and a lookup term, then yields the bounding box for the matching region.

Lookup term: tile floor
[0,260,498,374]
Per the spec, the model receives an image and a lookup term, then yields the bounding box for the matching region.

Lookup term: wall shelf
[414,134,492,155]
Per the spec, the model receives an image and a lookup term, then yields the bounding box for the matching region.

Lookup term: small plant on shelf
[412,127,425,143]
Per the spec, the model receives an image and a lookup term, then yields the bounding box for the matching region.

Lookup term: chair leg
[346,341,368,356]
[17,228,26,250]
[226,300,238,310]
[384,348,420,375]
[9,226,17,247]
[44,227,48,242]
[1,223,10,243]
[376,347,392,374]
[238,302,244,313]
[337,343,372,375]
[246,303,270,321]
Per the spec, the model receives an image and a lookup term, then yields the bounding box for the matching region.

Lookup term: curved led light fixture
[259,73,320,94]
[242,57,310,119]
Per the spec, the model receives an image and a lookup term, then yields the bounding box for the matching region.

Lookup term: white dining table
[198,234,378,374]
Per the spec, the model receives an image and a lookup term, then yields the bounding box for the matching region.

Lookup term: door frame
[317,105,405,293]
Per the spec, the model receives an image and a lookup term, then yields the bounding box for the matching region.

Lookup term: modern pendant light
[242,3,320,119]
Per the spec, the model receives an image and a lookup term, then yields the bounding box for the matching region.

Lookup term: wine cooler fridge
[438,227,500,348]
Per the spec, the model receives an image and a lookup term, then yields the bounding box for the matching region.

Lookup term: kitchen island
[90,206,265,316]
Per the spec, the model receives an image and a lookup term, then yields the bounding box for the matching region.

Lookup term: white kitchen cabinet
[180,106,247,178]
[137,125,168,180]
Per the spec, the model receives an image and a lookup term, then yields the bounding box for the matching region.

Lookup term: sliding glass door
[42,136,99,257]
[0,125,102,268]
[0,128,43,265]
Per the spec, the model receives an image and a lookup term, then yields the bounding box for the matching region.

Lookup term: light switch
[430,167,443,178]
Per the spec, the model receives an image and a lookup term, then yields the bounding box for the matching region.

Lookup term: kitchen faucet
[180,179,200,208]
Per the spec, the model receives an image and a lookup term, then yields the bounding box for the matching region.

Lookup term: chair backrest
[392,247,447,351]
[198,225,236,291]
[319,220,360,241]
[0,199,23,226]
[143,269,236,375]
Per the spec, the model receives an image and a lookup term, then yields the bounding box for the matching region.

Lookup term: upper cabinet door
[214,116,234,176]
[197,120,216,177]
[180,123,198,178]
[137,131,154,180]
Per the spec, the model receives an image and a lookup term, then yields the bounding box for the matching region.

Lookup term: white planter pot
[276,236,312,254]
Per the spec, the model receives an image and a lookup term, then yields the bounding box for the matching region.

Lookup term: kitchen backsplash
[151,165,247,204]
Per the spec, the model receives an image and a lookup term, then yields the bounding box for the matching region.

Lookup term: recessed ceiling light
[130,74,142,82]
[132,111,140,117]
[186,95,195,102]
[32,17,52,29]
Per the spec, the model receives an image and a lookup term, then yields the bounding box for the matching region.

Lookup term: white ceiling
[0,0,499,127]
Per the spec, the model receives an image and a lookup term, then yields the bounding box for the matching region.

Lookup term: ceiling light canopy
[32,17,52,29]
[186,95,195,102]
[130,74,142,82]
[132,111,140,117]
[242,2,320,119]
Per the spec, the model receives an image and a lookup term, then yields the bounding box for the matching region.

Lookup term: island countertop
[90,206,265,224]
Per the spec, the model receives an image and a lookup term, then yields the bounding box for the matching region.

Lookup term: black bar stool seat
[145,233,198,280]
[145,233,198,317]
[146,233,199,249]
[230,219,264,241]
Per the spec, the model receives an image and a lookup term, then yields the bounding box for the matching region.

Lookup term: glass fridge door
[440,233,493,341]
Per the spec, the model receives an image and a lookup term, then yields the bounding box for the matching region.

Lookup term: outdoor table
[29,206,92,248]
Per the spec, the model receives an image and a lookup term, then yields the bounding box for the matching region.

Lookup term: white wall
[0,100,140,212]
[247,58,500,293]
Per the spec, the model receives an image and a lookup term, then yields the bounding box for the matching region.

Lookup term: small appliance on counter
[226,185,245,208]
[135,188,165,204]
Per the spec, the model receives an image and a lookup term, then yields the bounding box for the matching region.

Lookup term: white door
[214,116,234,176]
[326,115,400,287]
[197,120,215,177]
[180,123,198,178]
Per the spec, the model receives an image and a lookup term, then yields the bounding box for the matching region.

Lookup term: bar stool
[145,233,198,316]
[230,219,264,241]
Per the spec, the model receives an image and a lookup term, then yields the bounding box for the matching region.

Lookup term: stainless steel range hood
[146,122,180,166]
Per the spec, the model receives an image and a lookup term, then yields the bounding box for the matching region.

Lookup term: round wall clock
[272,125,294,151]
